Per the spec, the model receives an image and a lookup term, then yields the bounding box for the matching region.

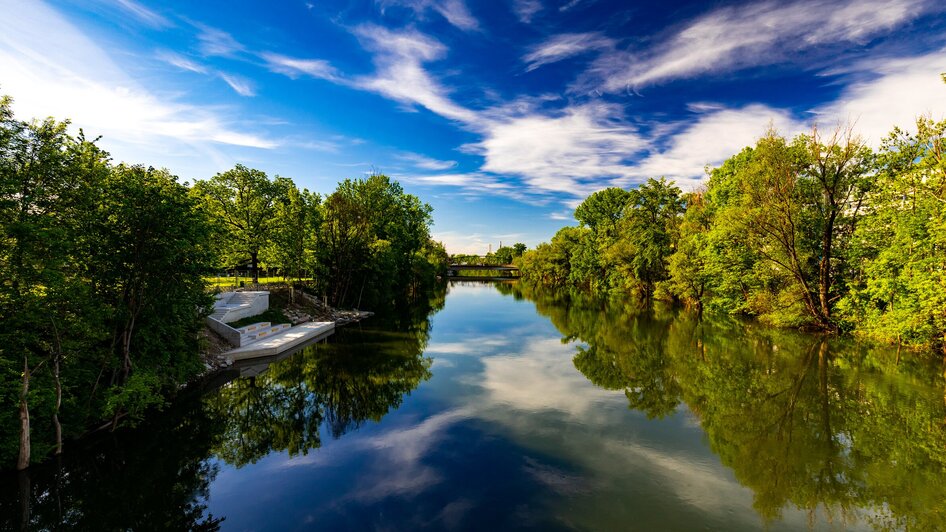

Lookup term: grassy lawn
[206,276,312,288]
[227,308,292,329]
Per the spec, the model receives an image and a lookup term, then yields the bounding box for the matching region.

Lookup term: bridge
[446,263,520,278]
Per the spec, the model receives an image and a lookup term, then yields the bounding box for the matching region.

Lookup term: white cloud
[523,32,614,72]
[158,50,256,97]
[582,0,932,91]
[352,25,480,124]
[378,0,479,31]
[397,152,457,171]
[218,73,255,97]
[0,1,275,162]
[627,104,806,190]
[814,51,946,144]
[196,24,245,57]
[513,0,543,23]
[472,103,645,196]
[261,52,341,82]
[110,0,171,28]
[156,50,206,73]
[259,20,942,216]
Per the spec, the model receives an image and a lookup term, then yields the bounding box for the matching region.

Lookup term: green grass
[227,308,292,329]
[206,276,312,288]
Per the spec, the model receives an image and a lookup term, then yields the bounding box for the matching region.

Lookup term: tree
[263,183,320,292]
[89,165,216,424]
[191,165,290,283]
[622,178,684,298]
[574,187,632,238]
[315,174,436,308]
[838,116,946,350]
[740,128,870,329]
[0,98,110,469]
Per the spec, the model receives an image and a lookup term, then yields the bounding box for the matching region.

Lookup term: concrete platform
[225,321,336,360]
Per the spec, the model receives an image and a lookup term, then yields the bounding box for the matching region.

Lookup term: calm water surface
[4,281,946,530]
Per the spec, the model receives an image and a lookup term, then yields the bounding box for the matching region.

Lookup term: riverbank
[199,285,373,373]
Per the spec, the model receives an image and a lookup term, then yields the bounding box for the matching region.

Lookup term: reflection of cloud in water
[347,408,473,503]
[602,439,751,516]
[425,338,510,356]
[479,336,616,417]
[522,457,593,496]
[472,334,769,525]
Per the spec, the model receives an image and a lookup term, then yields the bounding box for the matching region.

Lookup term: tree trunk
[818,209,837,326]
[50,317,63,455]
[251,251,259,284]
[52,355,62,455]
[17,355,31,471]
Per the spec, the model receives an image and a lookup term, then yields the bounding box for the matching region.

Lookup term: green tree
[622,178,684,298]
[89,165,216,424]
[838,116,946,350]
[315,174,436,308]
[191,165,291,283]
[263,183,321,292]
[0,98,110,469]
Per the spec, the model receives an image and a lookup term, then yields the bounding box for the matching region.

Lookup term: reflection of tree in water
[209,287,443,466]
[0,390,226,530]
[508,282,946,530]
[504,283,682,418]
[1,285,446,529]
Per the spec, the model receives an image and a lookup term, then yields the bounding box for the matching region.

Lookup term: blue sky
[1,0,944,253]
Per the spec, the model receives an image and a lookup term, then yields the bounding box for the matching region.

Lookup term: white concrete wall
[213,291,270,324]
[206,317,242,346]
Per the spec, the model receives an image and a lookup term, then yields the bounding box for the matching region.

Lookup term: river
[3,281,945,530]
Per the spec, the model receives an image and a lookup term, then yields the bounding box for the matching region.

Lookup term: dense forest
[0,96,446,470]
[518,116,946,353]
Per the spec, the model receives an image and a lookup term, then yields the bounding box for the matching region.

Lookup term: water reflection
[502,282,946,530]
[5,282,946,530]
[0,288,445,530]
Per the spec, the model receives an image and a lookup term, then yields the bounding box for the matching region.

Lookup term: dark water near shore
[4,281,946,530]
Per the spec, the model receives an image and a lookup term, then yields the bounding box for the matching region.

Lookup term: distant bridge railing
[446,264,520,279]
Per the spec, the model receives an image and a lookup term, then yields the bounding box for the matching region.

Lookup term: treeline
[519,117,946,352]
[0,96,444,469]
[192,165,448,308]
[450,243,527,266]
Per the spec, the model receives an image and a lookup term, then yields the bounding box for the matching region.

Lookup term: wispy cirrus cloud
[625,105,806,190]
[579,0,934,92]
[397,152,458,171]
[156,50,206,73]
[263,16,944,212]
[195,23,245,57]
[260,52,341,82]
[157,50,255,97]
[512,0,543,23]
[108,0,171,28]
[814,50,946,144]
[470,102,645,196]
[377,0,479,31]
[522,32,614,72]
[351,25,481,123]
[219,73,255,97]
[0,1,276,164]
